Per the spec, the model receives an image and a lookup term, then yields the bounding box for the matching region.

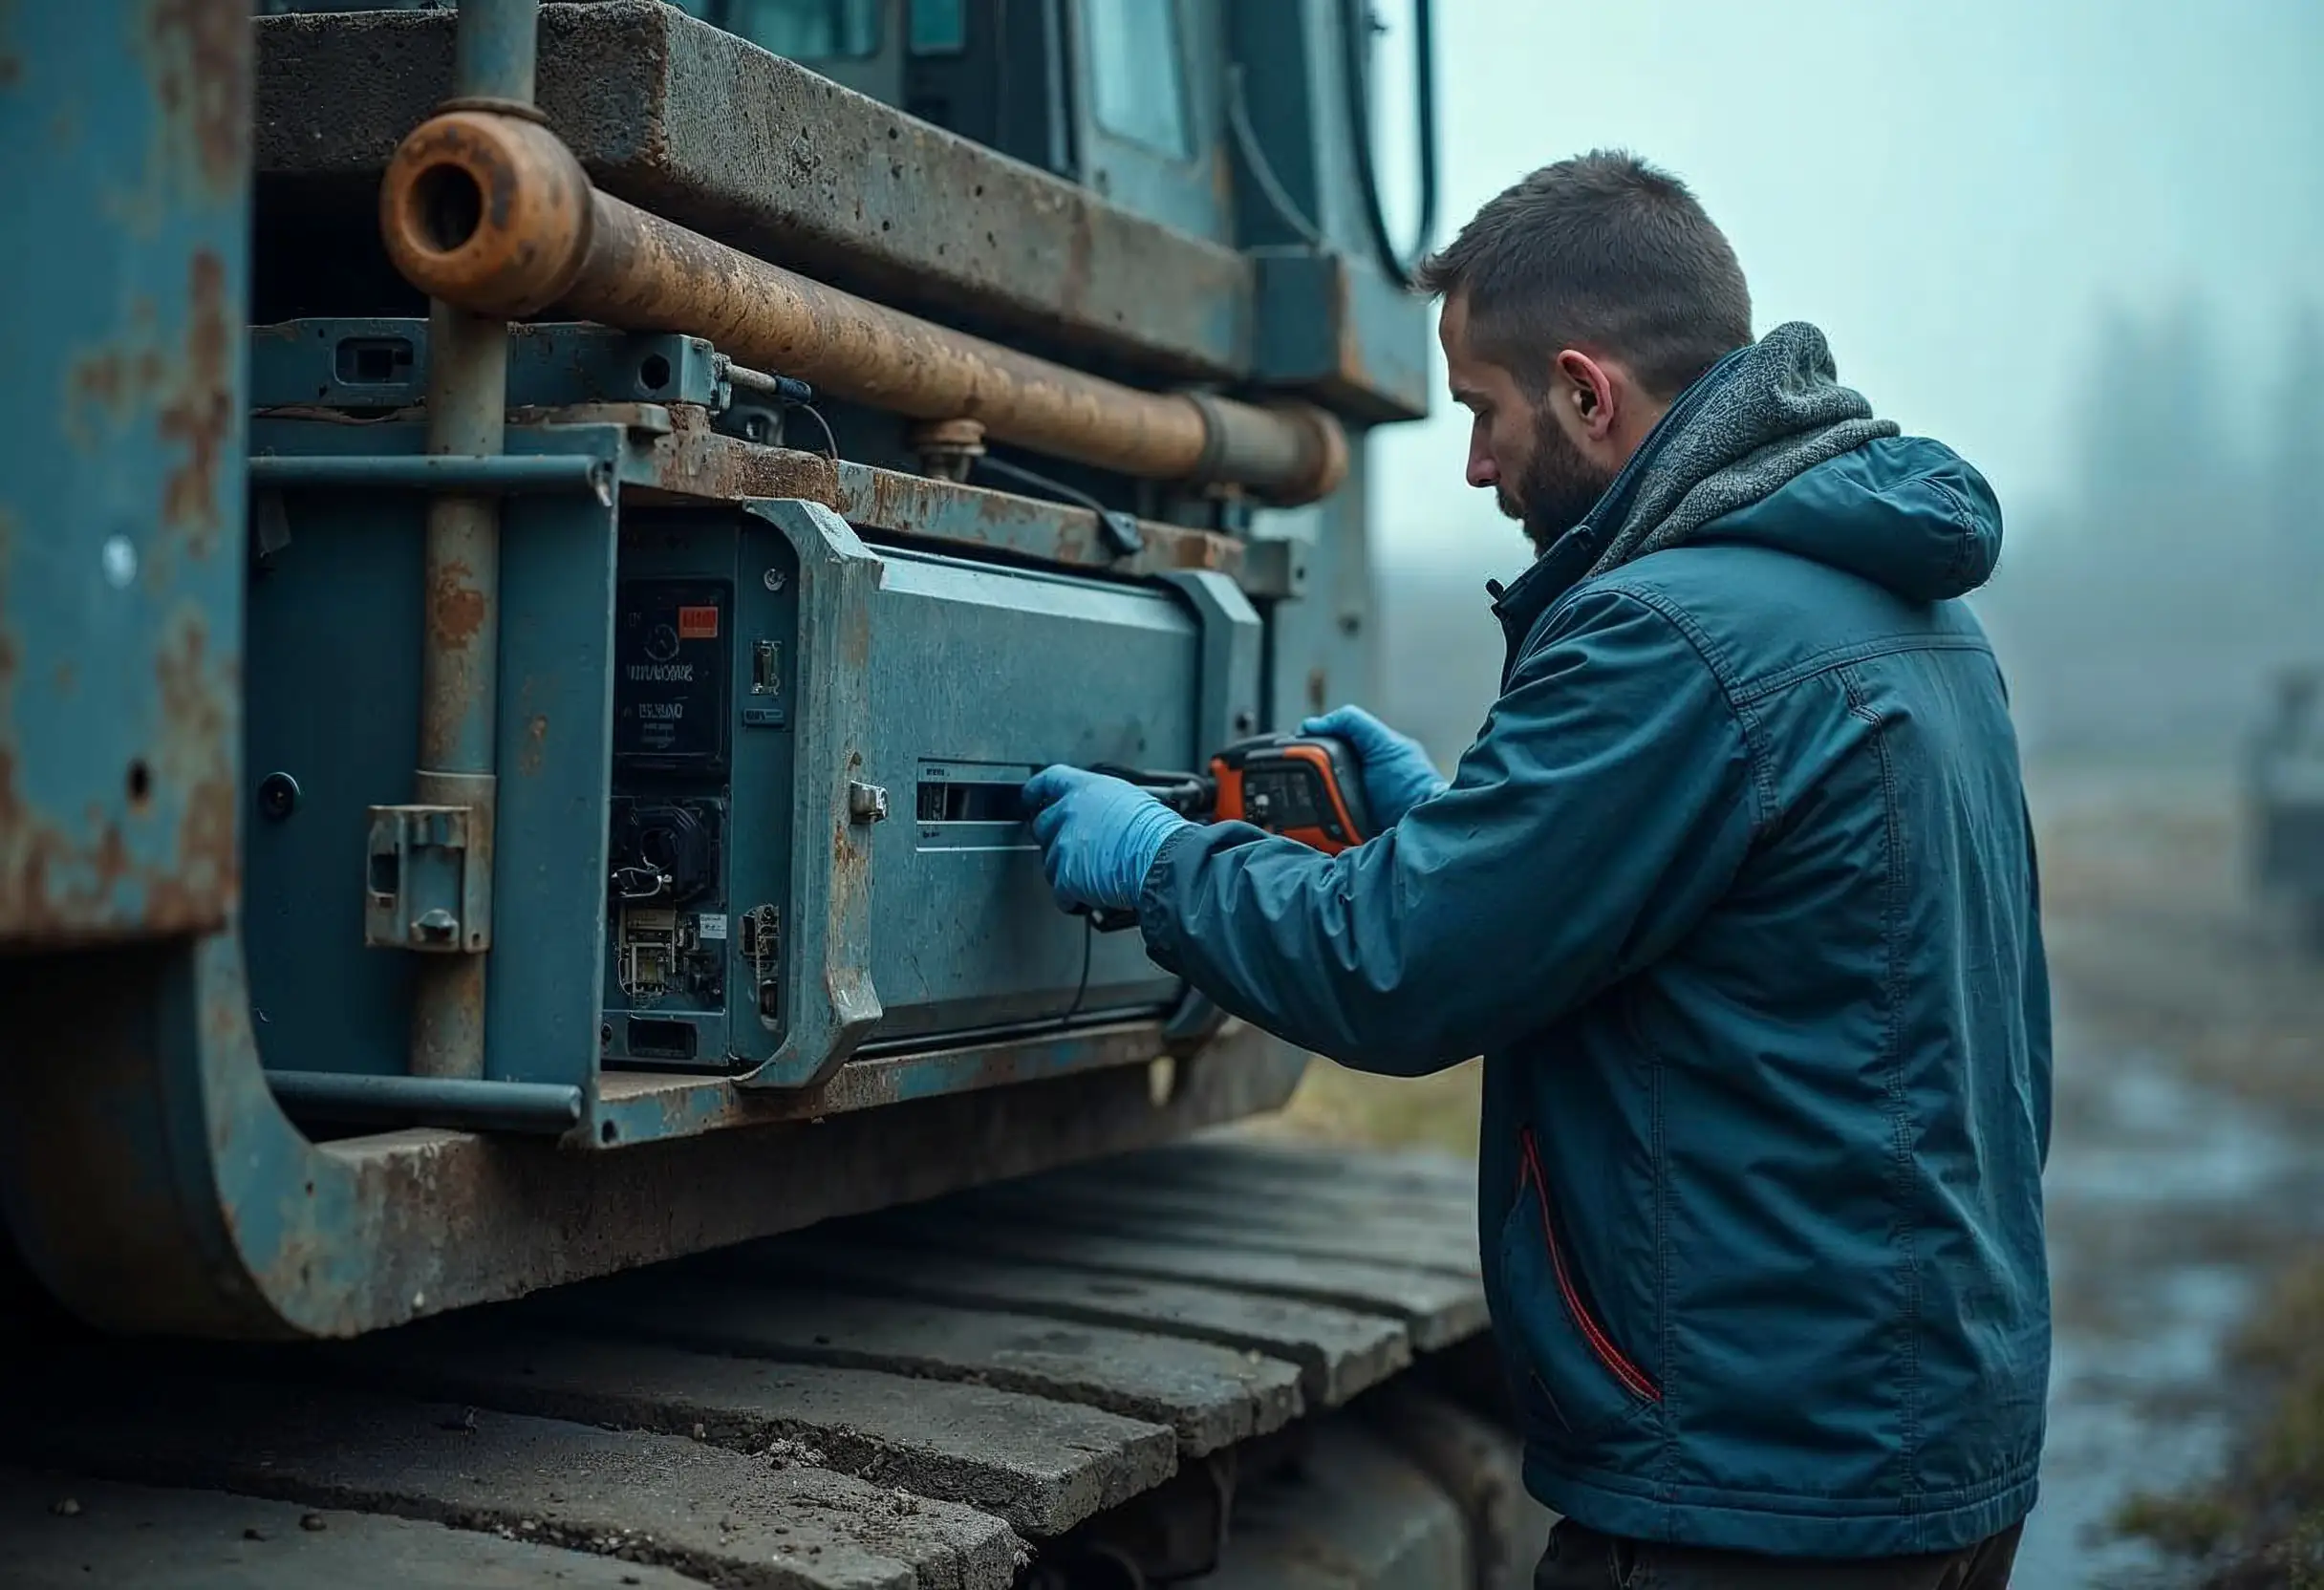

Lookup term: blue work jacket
[1138,430,2052,1557]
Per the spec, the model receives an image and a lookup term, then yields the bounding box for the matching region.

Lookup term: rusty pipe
[403,3,542,1082]
[378,112,1347,505]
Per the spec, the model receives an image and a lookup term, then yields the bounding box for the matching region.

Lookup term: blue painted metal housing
[240,316,1268,1129]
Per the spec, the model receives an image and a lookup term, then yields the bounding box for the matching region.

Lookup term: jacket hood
[1584,321,1999,603]
[1491,324,2003,645]
[1694,431,2004,603]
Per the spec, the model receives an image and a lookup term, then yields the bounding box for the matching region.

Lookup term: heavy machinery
[1,1,1552,1583]
[2249,665,2324,952]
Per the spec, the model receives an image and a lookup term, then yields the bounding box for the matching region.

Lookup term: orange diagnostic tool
[1077,733,1375,932]
[1205,734,1374,854]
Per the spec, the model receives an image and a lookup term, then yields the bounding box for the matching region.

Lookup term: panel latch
[364,775,496,953]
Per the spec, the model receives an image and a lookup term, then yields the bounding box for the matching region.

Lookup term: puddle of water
[2015,1024,2304,1588]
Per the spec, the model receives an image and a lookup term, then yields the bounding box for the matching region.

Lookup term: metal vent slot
[915,780,1027,825]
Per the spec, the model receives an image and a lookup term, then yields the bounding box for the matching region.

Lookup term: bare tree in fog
[2266,303,2324,590]
[1977,293,2320,762]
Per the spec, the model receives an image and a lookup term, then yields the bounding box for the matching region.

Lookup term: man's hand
[1301,704,1448,829]
[1021,765,1191,914]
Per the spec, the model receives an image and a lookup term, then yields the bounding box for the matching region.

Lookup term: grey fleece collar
[1584,321,1898,580]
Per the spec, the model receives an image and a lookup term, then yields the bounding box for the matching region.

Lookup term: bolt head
[101,535,138,589]
[257,771,301,821]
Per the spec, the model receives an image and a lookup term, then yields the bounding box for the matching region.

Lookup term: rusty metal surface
[377,109,592,316]
[400,4,539,1080]
[254,2,1257,382]
[625,410,1248,582]
[407,320,512,1085]
[624,408,846,506]
[376,113,1347,504]
[592,1021,1175,1142]
[0,922,1310,1337]
[831,455,1246,582]
[0,0,249,947]
[1251,248,1434,425]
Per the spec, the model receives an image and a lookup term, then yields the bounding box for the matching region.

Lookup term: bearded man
[1022,150,2050,1588]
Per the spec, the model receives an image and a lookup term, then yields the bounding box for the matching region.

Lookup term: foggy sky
[1366,0,2324,574]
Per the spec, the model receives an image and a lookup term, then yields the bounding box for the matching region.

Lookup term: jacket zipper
[1518,1127,1661,1404]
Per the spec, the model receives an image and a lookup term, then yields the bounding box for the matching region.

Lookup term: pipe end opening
[410,161,486,256]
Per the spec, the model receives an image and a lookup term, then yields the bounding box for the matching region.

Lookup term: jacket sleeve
[1136,586,1762,1075]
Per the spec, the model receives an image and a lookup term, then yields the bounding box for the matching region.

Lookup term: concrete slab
[537,1278,1302,1455]
[1191,1419,1471,1590]
[1359,1386,1558,1590]
[867,1213,1490,1351]
[732,1242,1409,1408]
[334,1329,1174,1537]
[2,1373,1024,1590]
[1183,1135,1480,1188]
[1003,1164,1478,1232]
[965,1179,1484,1278]
[0,1467,706,1590]
[1108,1140,1480,1211]
[251,4,1256,383]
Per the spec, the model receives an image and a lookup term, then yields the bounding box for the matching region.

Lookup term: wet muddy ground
[2015,761,2324,1586]
[1267,757,2324,1587]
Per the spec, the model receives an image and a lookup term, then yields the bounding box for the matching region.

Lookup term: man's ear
[1554,350,1619,441]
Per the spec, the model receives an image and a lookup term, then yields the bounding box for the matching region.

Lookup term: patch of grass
[2113,1251,2324,1586]
[1244,1057,1482,1161]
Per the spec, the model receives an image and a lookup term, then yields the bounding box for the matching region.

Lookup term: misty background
[1358,0,2324,772]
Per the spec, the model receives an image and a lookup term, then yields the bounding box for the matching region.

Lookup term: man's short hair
[1417,150,1752,400]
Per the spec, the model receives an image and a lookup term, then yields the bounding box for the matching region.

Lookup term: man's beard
[1501,404,1616,555]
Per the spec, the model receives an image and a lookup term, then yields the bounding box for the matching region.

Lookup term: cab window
[1085,0,1191,160]
[724,0,884,59]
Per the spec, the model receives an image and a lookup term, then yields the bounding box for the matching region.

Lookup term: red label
[677,605,720,640]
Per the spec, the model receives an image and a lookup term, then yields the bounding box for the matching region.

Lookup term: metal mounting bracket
[364,779,494,954]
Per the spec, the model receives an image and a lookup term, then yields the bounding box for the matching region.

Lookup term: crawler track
[3,1135,1552,1588]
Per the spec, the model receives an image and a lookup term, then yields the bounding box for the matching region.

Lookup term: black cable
[1226,63,1327,252]
[1338,0,1439,287]
[790,400,840,460]
[1056,911,1097,1029]
[974,454,1145,556]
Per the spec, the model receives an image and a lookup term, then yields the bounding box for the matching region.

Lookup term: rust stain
[65,296,163,452]
[1058,211,1094,317]
[69,347,166,435]
[157,249,232,549]
[0,600,230,939]
[1166,532,1238,573]
[639,412,842,507]
[143,0,251,197]
[428,558,487,645]
[142,615,238,932]
[0,606,235,939]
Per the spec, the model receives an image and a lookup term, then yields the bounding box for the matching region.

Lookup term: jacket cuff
[1136,824,1205,973]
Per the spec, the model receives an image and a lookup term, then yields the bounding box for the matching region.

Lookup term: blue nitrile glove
[1301,704,1448,828]
[1022,765,1191,913]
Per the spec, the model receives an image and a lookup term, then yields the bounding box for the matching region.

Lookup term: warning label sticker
[678,605,721,640]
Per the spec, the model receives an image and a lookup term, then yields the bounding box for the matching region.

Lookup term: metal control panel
[601,517,800,1072]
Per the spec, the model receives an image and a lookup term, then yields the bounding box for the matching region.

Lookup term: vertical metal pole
[410,0,538,1080]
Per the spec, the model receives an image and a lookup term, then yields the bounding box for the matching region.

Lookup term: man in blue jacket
[1022,150,2049,1587]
